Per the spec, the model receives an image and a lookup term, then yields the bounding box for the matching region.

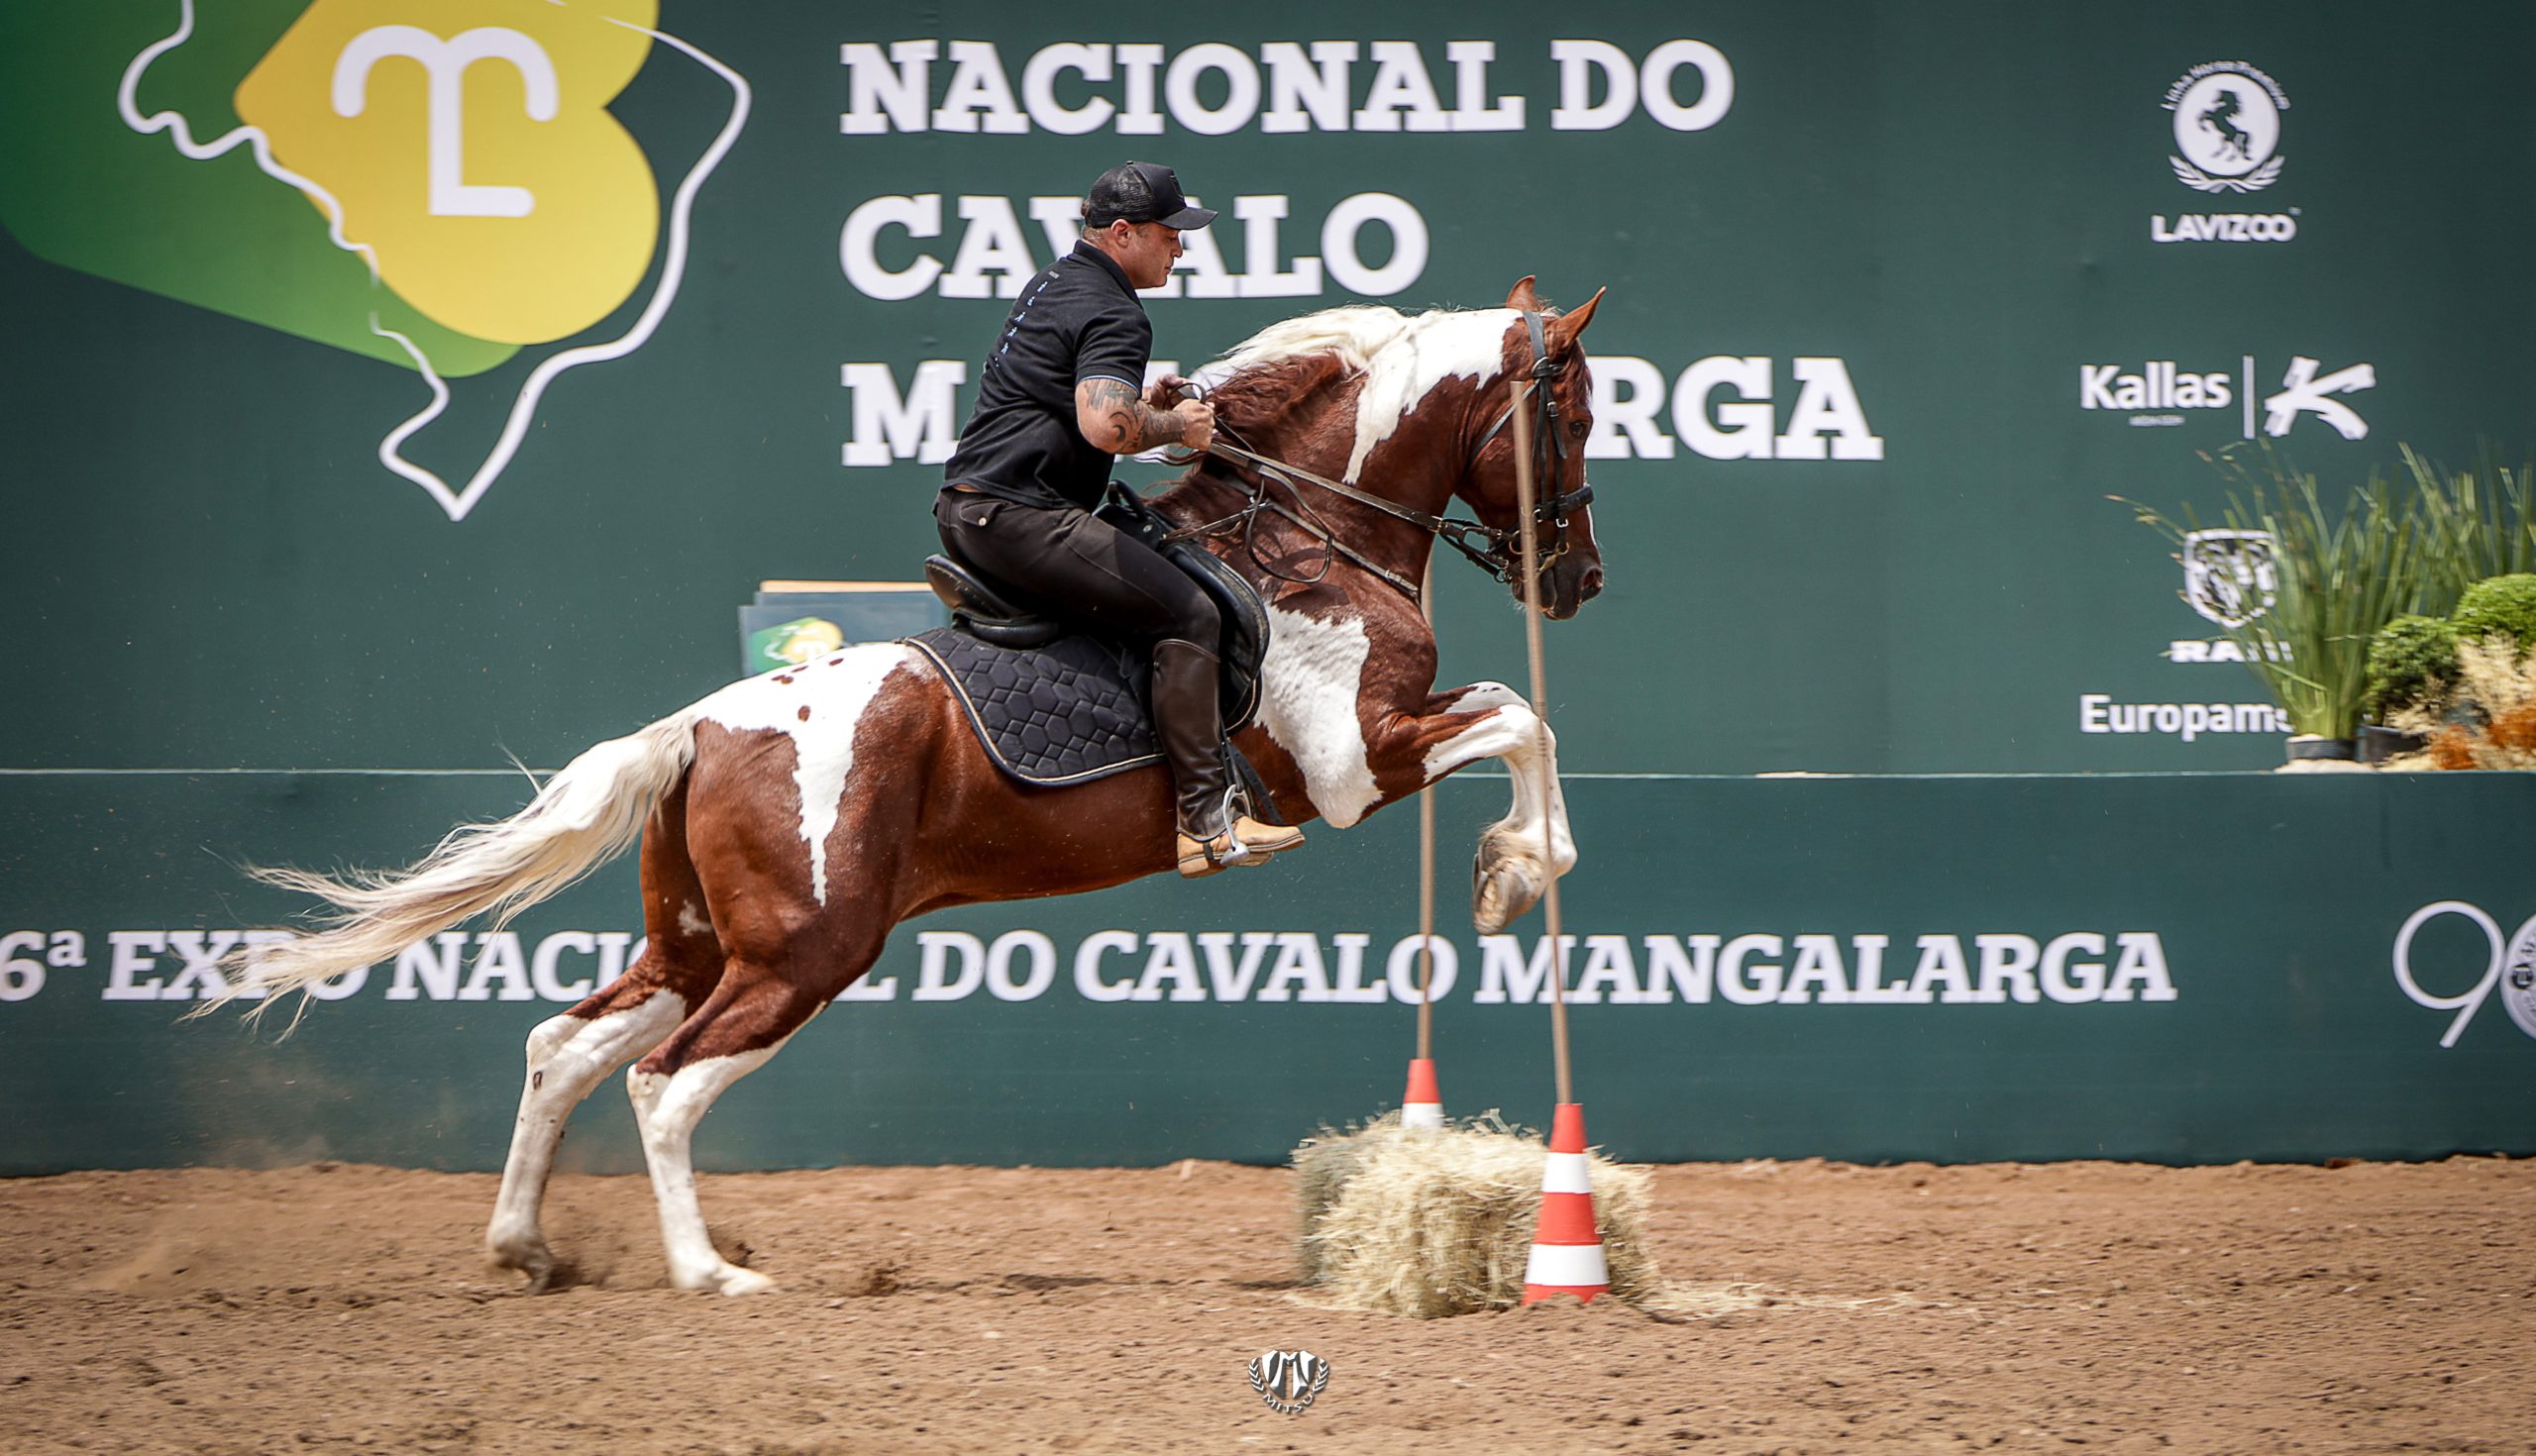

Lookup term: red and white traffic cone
[1400,1057,1443,1129]
[1520,1102,1609,1304]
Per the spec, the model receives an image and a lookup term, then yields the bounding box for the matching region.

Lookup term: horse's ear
[1505,275,1542,312]
[1544,287,1607,354]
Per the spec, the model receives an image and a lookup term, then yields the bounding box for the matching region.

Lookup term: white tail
[208,713,700,1027]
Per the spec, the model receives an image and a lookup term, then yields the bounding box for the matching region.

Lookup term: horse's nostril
[1579,566,1605,600]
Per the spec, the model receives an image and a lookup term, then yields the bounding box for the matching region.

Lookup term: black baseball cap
[1085,161,1215,230]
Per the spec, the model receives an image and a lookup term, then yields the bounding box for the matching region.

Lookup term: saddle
[908,486,1276,791]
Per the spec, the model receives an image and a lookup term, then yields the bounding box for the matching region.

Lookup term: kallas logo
[2165,60,2288,193]
[2078,355,2374,439]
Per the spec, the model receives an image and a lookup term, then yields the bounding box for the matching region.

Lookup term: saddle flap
[1162,542,1271,732]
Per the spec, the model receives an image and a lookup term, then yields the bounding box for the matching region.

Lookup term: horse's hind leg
[485,793,724,1290]
[483,965,691,1288]
[622,957,844,1296]
[622,861,898,1298]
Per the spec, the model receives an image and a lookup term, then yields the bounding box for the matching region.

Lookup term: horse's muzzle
[1534,559,1603,620]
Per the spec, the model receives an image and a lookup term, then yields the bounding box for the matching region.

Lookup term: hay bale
[1292,1112,1662,1317]
[1291,1125,1372,1284]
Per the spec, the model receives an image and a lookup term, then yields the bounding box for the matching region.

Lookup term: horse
[2198,88,2252,163]
[215,275,1609,1296]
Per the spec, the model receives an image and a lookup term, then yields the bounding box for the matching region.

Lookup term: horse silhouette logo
[2163,61,2288,193]
[2180,529,2277,628]
[1246,1349,1331,1414]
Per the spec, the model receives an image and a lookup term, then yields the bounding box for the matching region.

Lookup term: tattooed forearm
[1076,377,1188,453]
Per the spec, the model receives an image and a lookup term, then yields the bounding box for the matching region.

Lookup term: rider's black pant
[933,488,1219,649]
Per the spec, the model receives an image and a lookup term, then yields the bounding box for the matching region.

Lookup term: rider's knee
[1176,590,1220,647]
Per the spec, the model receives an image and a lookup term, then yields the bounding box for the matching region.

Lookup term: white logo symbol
[2264,357,2376,441]
[1247,1350,1331,1414]
[2165,61,2287,193]
[332,26,559,219]
[2181,530,2277,627]
[2392,902,2536,1047]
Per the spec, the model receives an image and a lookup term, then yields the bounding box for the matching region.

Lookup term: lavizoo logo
[0,1,746,521]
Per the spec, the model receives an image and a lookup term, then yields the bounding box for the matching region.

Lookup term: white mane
[1209,304,1520,484]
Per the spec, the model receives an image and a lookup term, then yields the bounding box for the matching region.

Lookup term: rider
[934,161,1304,878]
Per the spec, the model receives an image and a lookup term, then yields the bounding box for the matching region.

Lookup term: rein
[1162,310,1595,601]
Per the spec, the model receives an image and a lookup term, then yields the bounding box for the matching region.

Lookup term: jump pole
[1399,577,1446,1129]
[1507,376,1608,1305]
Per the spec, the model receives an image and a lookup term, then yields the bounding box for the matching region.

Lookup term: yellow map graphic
[237,0,660,346]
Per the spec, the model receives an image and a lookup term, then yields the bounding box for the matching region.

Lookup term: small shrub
[2363,614,2459,722]
[2429,725,2480,770]
[2387,639,2536,770]
[2489,703,2536,753]
[2452,573,2536,652]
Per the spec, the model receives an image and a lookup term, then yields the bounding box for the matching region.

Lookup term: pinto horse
[220,276,1608,1296]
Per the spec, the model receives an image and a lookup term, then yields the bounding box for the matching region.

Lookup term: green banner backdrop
[7,2,2534,775]
[2,771,2530,1173]
[6,5,2536,1173]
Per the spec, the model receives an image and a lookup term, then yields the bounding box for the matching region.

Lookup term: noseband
[1172,310,1593,600]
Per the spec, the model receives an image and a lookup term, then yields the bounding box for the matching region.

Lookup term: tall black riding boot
[1151,638,1305,877]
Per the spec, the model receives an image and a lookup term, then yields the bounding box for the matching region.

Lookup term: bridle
[1163,310,1594,602]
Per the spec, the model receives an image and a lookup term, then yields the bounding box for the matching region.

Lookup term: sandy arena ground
[0,1157,2527,1454]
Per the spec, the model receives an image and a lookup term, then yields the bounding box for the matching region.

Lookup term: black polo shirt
[941,242,1152,511]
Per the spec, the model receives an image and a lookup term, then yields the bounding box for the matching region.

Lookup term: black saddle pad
[909,507,1274,787]
[907,628,1165,785]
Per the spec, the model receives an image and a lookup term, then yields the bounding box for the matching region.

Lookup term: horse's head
[1459,277,1607,620]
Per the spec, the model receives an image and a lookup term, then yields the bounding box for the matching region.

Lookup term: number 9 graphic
[2391,901,2536,1048]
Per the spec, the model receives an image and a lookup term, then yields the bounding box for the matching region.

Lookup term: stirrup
[1177,828,1248,879]
[1225,816,1305,864]
[1176,817,1305,878]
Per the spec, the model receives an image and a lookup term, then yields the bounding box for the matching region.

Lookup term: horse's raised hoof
[1472,850,1544,935]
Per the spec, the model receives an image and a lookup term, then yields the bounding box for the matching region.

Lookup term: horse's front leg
[1368,681,1577,934]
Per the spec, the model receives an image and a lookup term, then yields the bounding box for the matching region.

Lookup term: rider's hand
[1145,372,1197,410]
[1171,398,1215,453]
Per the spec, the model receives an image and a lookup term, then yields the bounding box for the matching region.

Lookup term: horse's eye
[1568,420,1589,439]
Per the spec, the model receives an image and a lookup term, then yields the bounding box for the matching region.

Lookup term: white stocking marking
[485,994,687,1277]
[1421,682,1577,875]
[626,1030,803,1296]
